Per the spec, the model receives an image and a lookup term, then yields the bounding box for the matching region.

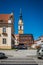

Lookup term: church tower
[18,9,24,34]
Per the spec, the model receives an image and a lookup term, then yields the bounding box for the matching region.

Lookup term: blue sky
[0,0,43,40]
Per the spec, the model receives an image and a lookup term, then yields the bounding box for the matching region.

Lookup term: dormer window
[3,27,6,33]
[8,19,11,23]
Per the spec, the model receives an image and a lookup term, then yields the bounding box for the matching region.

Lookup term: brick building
[19,34,34,46]
[14,34,34,47]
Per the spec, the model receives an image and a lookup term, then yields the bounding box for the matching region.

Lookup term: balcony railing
[2,32,8,36]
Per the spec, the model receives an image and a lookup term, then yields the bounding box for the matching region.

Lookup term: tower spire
[20,8,22,20]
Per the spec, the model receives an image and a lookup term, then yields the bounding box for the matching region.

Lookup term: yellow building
[0,13,14,49]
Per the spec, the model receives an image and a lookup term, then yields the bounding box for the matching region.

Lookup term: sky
[0,0,43,40]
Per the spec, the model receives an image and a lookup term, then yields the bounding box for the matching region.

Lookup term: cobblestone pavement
[0,50,37,57]
[0,50,43,65]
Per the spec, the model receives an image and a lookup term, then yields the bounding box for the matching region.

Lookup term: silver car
[37,47,43,59]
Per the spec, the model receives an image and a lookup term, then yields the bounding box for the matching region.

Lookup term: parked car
[0,52,7,59]
[37,47,43,59]
[18,44,27,49]
[14,45,18,49]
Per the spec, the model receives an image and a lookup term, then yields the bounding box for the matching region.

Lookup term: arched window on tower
[20,26,21,30]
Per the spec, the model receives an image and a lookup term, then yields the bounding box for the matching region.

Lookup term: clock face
[8,20,11,23]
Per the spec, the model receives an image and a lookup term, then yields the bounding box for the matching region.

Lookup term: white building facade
[0,13,14,49]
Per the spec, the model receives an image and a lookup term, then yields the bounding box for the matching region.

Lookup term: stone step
[0,60,38,65]
[0,63,38,65]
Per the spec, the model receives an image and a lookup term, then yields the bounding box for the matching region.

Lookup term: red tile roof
[0,14,11,23]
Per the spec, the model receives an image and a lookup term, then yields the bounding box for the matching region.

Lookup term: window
[3,27,6,33]
[0,34,1,37]
[21,26,23,30]
[0,20,3,22]
[20,26,21,30]
[3,38,6,44]
[18,26,20,30]
[41,41,43,42]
